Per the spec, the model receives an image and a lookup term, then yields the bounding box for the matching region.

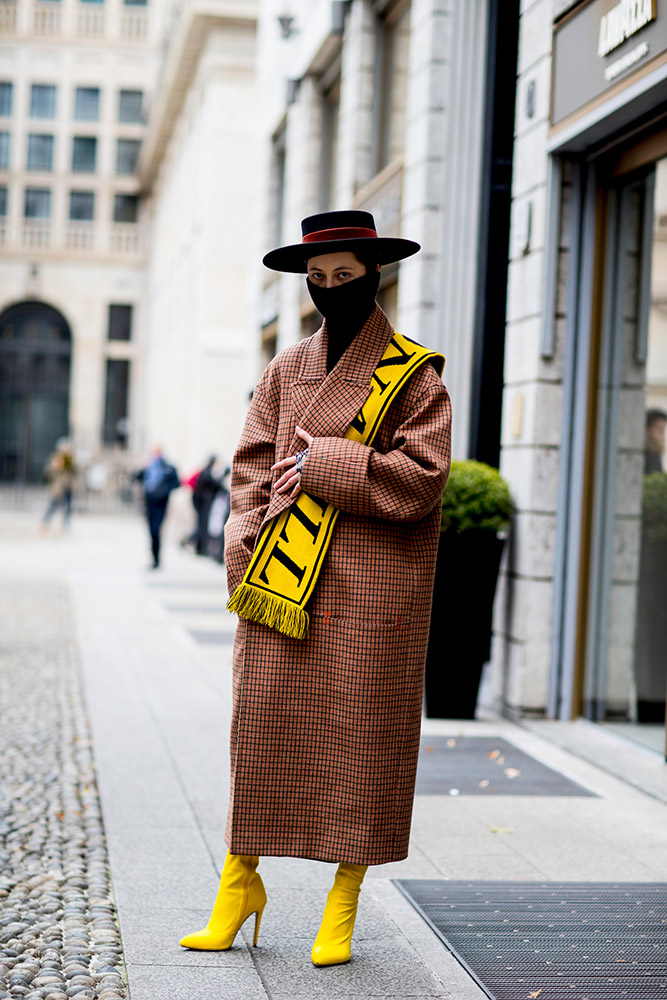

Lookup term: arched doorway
[0,301,72,483]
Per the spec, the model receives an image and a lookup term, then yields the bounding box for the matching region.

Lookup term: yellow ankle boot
[179,851,266,950]
[311,862,368,966]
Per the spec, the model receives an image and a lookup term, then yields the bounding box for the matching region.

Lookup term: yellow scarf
[227,332,445,639]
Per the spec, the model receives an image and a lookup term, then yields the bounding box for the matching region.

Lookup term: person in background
[180,466,204,551]
[41,440,77,530]
[135,446,180,569]
[644,408,667,474]
[193,456,221,556]
[209,464,231,564]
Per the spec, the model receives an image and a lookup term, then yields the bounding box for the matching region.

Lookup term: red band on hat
[302,226,378,244]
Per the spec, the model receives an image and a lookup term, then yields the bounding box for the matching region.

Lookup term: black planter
[424,529,505,719]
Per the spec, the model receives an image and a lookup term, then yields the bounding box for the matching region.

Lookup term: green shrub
[441,459,513,534]
[642,472,667,543]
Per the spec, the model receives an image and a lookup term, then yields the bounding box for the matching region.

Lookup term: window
[108,304,132,341]
[102,359,130,446]
[0,132,9,169]
[269,127,286,247]
[373,0,410,173]
[113,193,138,223]
[24,187,51,219]
[74,87,100,122]
[116,139,140,175]
[30,84,57,119]
[320,76,340,211]
[0,83,12,117]
[72,136,97,172]
[118,89,143,123]
[124,0,147,5]
[0,186,7,216]
[69,190,94,221]
[80,0,104,4]
[27,134,54,171]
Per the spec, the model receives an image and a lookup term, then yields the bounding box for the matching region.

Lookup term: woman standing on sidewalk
[180,211,452,965]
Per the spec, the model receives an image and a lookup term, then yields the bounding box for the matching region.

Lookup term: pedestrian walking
[208,464,231,564]
[179,210,452,965]
[192,455,220,555]
[179,467,202,550]
[41,439,77,529]
[135,446,179,569]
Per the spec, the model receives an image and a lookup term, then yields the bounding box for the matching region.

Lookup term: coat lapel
[294,304,395,438]
[262,304,395,527]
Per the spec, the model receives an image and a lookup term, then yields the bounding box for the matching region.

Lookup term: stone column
[491,0,559,716]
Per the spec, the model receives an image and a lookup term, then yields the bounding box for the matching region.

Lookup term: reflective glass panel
[27,134,54,171]
[72,136,97,172]
[74,87,100,121]
[30,85,56,119]
[0,83,12,117]
[24,187,51,218]
[69,190,94,220]
[116,138,140,175]
[0,131,10,169]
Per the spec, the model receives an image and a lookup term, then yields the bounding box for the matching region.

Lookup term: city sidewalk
[1,508,667,1000]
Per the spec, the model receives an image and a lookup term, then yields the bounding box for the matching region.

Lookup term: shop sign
[552,0,667,127]
[598,0,655,57]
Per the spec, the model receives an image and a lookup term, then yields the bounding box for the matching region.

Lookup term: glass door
[584,156,667,757]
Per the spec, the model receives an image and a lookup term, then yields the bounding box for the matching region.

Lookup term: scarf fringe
[227,582,310,640]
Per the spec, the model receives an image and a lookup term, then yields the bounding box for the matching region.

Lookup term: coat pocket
[224,517,255,596]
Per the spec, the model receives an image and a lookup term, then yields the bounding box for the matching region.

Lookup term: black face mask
[307,270,381,372]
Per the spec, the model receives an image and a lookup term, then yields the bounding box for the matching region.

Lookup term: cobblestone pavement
[0,580,128,1000]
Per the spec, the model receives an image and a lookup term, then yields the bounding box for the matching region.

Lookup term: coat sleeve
[300,363,452,522]
[224,364,279,594]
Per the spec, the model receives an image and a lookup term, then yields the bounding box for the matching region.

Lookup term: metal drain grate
[415,737,597,796]
[396,880,667,999]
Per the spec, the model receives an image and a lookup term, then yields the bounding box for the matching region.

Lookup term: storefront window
[320,76,340,212]
[633,158,667,733]
[587,156,667,753]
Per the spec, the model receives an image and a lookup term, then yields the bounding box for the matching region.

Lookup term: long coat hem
[225,841,409,867]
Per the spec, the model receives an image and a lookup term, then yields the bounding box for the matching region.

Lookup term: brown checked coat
[224,304,451,866]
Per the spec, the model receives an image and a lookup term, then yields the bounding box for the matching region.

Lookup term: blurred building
[492,0,667,753]
[0,0,164,482]
[0,0,260,487]
[137,0,259,470]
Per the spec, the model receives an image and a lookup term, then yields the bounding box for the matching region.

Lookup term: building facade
[0,0,164,483]
[254,0,517,461]
[493,0,667,756]
[137,0,259,474]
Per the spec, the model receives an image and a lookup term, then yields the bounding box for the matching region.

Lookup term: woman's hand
[271,426,314,498]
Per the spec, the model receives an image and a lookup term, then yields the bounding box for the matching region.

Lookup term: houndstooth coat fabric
[224,304,452,865]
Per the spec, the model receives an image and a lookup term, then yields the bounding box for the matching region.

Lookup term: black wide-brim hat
[262,210,421,273]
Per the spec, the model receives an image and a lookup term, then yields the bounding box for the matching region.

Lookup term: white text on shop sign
[598,0,656,57]
[604,40,650,78]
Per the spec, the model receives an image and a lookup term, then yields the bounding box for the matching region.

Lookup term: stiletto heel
[311,863,367,966]
[180,852,267,950]
[253,903,265,946]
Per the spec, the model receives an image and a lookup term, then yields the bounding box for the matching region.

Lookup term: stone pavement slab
[2,509,667,1000]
